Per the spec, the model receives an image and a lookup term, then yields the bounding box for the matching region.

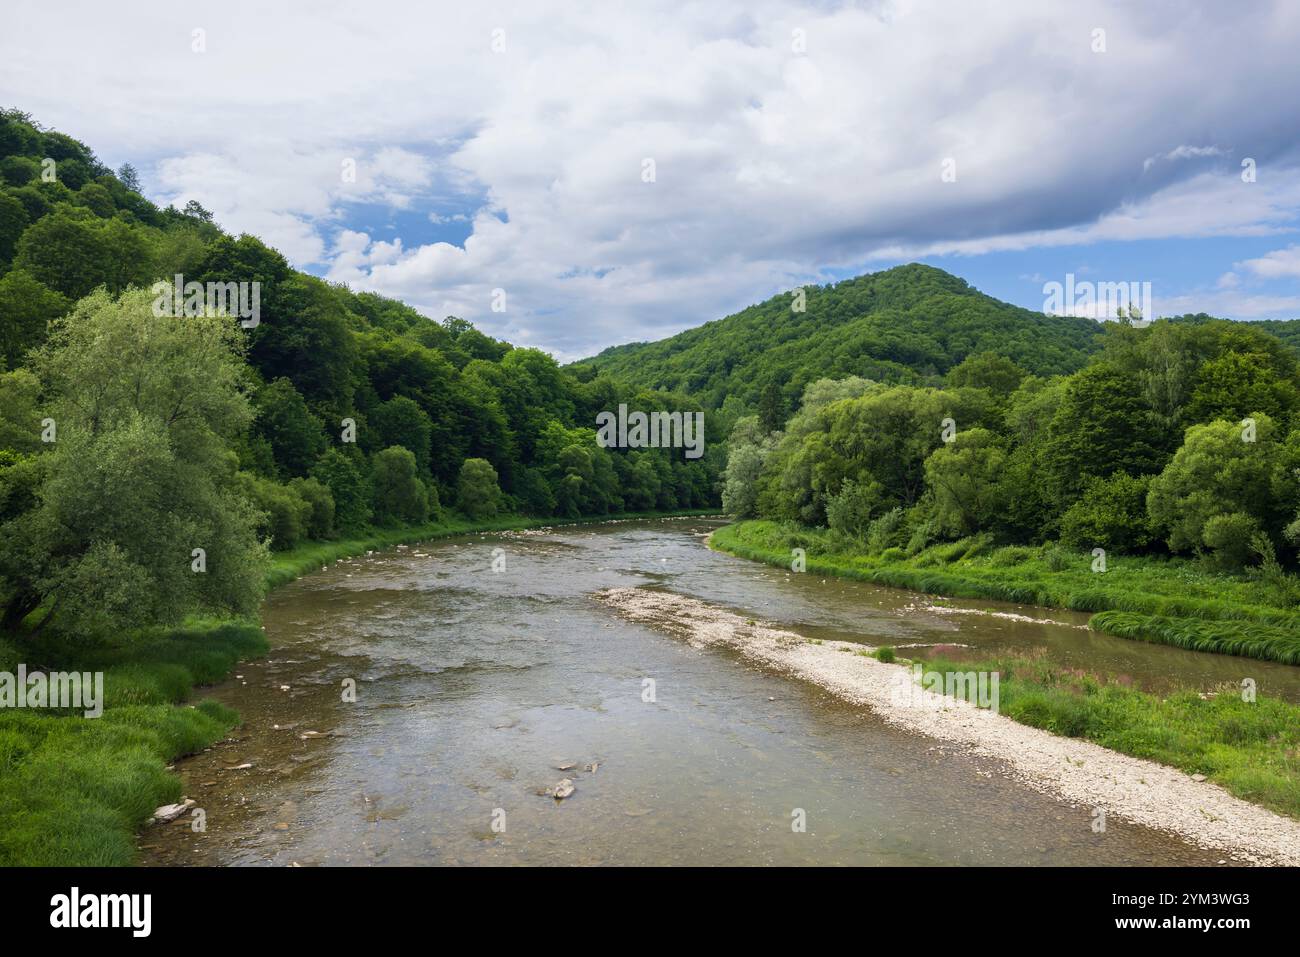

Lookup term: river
[139,517,1285,866]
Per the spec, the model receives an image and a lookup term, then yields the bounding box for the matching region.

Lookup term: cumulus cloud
[4,0,1300,357]
[1238,245,1300,280]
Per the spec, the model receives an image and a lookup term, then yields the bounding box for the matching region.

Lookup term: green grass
[0,620,260,866]
[712,521,1300,664]
[0,507,718,866]
[920,650,1300,818]
[1089,612,1300,665]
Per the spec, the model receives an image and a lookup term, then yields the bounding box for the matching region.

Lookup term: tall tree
[0,288,266,638]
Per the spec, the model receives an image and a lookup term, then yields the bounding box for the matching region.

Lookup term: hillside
[574,264,1103,410]
[0,107,721,569]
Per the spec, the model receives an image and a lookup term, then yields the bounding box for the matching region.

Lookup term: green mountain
[574,264,1103,410]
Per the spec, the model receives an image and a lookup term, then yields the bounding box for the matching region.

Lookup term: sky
[4,0,1300,361]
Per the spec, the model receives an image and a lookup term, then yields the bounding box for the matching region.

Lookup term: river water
[139,518,1285,867]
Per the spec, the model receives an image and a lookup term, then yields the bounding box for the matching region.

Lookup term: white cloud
[1142,145,1225,172]
[5,0,1300,356]
[1238,245,1300,279]
[1158,288,1300,319]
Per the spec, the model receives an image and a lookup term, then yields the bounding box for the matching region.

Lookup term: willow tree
[0,287,267,639]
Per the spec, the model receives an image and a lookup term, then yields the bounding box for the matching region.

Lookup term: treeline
[0,109,721,641]
[724,320,1300,578]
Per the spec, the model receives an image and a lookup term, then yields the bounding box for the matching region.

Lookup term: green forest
[0,108,721,645]
[716,321,1300,558]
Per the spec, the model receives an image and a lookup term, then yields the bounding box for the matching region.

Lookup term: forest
[0,108,720,646]
[708,319,1300,665]
[718,322,1300,563]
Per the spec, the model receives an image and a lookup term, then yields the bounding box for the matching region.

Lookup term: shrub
[875,646,896,663]
[238,473,310,550]
[1042,542,1071,572]
[866,506,905,554]
[825,479,883,541]
[288,476,335,539]
[1248,533,1300,607]
[1059,471,1154,553]
[371,446,429,526]
[1202,513,1260,572]
[457,458,502,519]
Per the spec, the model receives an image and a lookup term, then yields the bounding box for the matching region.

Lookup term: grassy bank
[915,648,1300,818]
[0,508,717,866]
[0,621,263,866]
[711,521,1300,664]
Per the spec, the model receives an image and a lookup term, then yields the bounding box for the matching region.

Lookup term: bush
[825,479,883,541]
[457,458,502,519]
[239,473,310,550]
[1248,533,1300,607]
[1042,542,1071,572]
[1059,471,1154,553]
[875,646,896,663]
[371,446,429,526]
[866,506,905,554]
[1202,513,1262,572]
[288,476,335,539]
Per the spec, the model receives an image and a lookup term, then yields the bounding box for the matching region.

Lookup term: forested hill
[0,107,720,594]
[573,264,1103,412]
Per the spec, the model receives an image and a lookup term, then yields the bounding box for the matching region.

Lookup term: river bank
[594,586,1300,865]
[710,521,1300,664]
[0,509,719,867]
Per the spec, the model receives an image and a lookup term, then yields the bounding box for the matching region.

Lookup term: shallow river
[140,518,1288,866]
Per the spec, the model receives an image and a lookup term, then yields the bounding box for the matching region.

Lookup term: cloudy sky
[4,0,1300,359]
